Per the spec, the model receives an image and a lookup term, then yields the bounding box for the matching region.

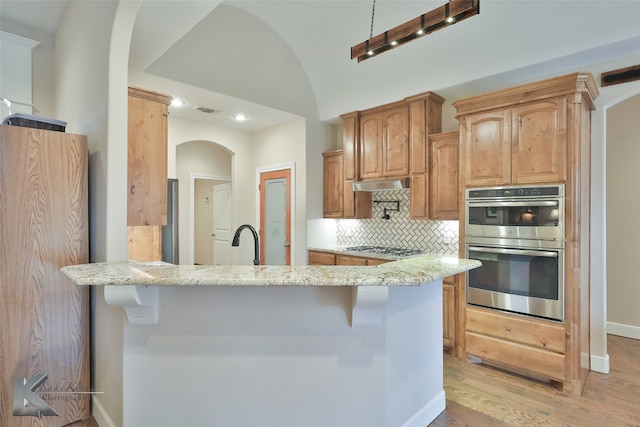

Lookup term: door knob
[284,242,291,247]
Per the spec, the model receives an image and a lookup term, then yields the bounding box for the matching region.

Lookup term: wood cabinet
[128,87,172,262]
[359,112,383,179]
[457,96,568,187]
[359,105,410,179]
[309,250,336,265]
[0,125,90,426]
[430,131,460,220]
[407,93,445,219]
[442,276,456,349]
[454,72,599,395]
[341,112,358,181]
[308,250,391,266]
[323,150,371,219]
[465,306,566,381]
[128,86,171,226]
[323,151,344,218]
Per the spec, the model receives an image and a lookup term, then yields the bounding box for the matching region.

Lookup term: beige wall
[606,93,640,334]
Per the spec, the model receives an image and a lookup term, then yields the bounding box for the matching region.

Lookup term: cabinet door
[336,254,368,266]
[309,250,336,265]
[367,257,391,266]
[344,180,372,219]
[382,106,410,177]
[360,112,383,179]
[442,280,456,349]
[409,100,427,175]
[342,112,358,181]
[430,132,459,220]
[410,174,428,219]
[511,97,567,184]
[323,151,344,218]
[128,90,170,226]
[461,110,511,186]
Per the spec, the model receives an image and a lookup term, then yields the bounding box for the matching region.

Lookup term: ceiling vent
[192,106,220,114]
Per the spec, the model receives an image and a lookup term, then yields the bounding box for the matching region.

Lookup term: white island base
[122,284,443,427]
[62,256,480,426]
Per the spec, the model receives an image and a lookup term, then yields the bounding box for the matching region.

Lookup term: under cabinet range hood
[352,178,410,192]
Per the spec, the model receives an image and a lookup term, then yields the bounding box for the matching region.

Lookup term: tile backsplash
[336,189,459,255]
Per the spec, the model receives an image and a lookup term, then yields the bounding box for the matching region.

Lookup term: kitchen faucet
[231,224,260,265]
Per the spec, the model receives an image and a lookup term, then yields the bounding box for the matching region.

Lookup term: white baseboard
[92,396,117,427]
[400,389,446,427]
[590,353,610,374]
[608,321,640,340]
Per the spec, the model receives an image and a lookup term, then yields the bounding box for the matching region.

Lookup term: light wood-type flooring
[65,336,639,427]
[430,334,640,426]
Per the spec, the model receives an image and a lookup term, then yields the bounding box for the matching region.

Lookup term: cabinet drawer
[336,254,368,266]
[308,250,336,265]
[366,258,391,266]
[466,307,565,354]
[466,332,565,381]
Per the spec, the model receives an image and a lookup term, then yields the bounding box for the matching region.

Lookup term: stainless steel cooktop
[345,246,423,257]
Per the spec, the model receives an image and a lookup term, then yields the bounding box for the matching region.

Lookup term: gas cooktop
[345,246,423,257]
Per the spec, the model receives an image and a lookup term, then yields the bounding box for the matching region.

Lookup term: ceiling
[3,1,640,131]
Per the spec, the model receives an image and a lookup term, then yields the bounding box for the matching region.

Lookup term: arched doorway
[176,140,232,265]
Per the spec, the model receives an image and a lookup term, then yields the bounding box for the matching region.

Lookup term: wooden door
[382,106,410,177]
[442,280,456,349]
[511,97,567,184]
[260,169,292,265]
[0,126,89,425]
[461,110,511,186]
[322,151,344,218]
[359,112,383,179]
[430,131,460,220]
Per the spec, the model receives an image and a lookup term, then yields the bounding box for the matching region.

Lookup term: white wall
[169,115,256,265]
[175,139,232,265]
[606,93,640,338]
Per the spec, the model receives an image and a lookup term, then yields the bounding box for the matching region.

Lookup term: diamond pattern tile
[337,190,459,255]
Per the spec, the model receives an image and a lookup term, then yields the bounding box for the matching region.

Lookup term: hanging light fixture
[351,0,480,63]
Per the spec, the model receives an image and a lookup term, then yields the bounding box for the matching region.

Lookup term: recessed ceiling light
[171,99,185,107]
[233,114,248,122]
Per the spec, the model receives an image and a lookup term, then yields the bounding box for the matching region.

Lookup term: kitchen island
[62,255,479,427]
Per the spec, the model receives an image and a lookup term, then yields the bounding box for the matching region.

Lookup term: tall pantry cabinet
[0,125,90,425]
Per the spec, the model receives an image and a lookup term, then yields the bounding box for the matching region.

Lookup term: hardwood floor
[431,335,640,426]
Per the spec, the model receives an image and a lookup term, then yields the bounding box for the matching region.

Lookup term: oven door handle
[468,246,559,258]
[467,201,559,208]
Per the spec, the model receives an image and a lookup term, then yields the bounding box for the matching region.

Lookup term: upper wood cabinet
[457,92,569,186]
[359,112,383,179]
[359,105,410,179]
[430,131,460,220]
[341,112,358,181]
[323,150,344,218]
[407,93,445,219]
[382,106,410,177]
[323,150,371,219]
[128,87,172,226]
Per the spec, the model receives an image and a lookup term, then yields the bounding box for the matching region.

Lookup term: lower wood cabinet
[465,306,566,381]
[442,276,456,349]
[309,250,337,265]
[308,250,392,267]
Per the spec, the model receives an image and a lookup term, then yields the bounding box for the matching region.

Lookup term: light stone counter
[61,254,480,287]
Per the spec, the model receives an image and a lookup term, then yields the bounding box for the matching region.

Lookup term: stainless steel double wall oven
[464,184,565,321]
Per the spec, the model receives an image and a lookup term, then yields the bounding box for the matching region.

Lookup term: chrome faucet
[231,224,260,265]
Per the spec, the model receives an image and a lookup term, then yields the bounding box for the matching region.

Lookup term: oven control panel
[467,184,563,199]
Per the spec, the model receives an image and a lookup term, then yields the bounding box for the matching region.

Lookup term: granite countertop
[61,254,480,287]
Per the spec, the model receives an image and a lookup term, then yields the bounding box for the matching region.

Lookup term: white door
[213,182,232,265]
